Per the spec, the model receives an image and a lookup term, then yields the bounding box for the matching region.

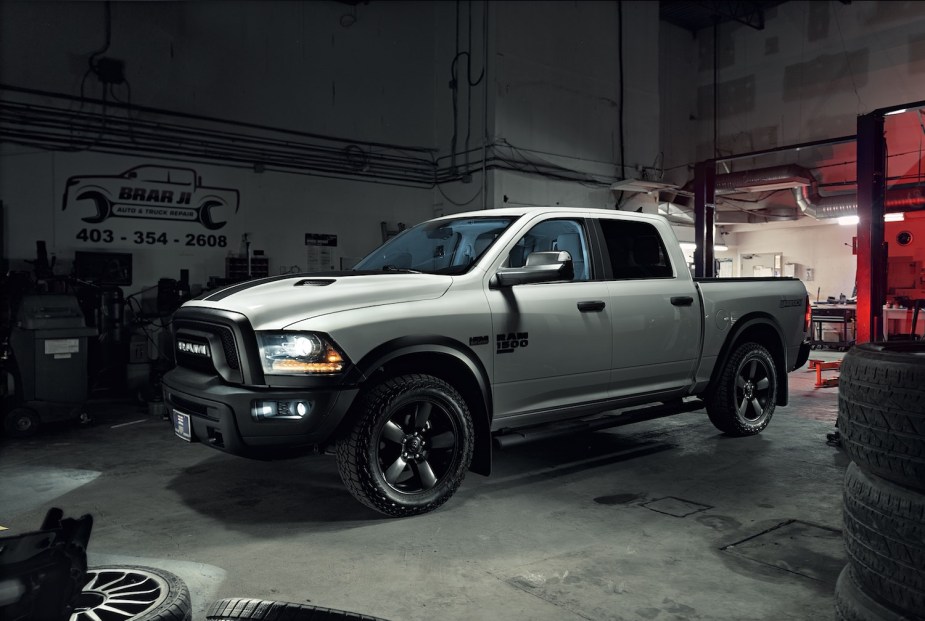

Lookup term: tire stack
[835,341,925,621]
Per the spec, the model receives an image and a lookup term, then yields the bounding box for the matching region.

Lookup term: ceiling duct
[793,181,925,219]
[715,164,813,193]
[664,163,925,221]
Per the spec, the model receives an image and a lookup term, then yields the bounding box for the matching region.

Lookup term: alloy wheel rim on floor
[71,567,170,621]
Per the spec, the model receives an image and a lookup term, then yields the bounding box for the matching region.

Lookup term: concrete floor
[1,350,849,621]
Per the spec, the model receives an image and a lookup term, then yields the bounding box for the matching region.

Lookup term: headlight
[256,332,347,375]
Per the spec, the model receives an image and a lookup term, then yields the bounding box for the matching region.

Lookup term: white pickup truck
[163,207,811,516]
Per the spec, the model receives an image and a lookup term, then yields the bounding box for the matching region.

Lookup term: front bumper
[162,367,358,459]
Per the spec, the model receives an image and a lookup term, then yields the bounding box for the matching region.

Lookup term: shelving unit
[225,256,269,282]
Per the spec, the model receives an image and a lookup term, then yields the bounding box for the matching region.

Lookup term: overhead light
[679,242,728,252]
[611,179,678,194]
[885,108,907,116]
[839,214,905,225]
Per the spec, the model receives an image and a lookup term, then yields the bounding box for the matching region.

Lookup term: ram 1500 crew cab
[163,207,811,516]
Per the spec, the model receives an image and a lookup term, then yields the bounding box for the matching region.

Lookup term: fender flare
[709,313,790,406]
[355,335,493,475]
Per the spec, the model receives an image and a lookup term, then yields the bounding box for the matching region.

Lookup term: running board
[492,398,705,449]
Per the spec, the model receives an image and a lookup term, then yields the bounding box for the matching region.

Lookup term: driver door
[486,217,612,421]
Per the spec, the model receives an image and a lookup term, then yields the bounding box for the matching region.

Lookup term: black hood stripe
[200,271,377,302]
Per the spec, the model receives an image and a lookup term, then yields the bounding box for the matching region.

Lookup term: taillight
[804,295,812,334]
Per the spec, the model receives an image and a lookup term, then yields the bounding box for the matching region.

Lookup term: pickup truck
[163,207,811,516]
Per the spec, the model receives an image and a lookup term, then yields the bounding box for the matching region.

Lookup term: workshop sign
[61,164,240,250]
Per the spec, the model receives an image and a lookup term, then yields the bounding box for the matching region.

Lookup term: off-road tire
[842,462,925,618]
[834,564,915,621]
[837,341,925,492]
[335,374,474,517]
[705,342,777,436]
[72,565,191,621]
[206,598,390,620]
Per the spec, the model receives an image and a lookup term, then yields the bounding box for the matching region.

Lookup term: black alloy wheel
[706,342,778,436]
[336,374,474,517]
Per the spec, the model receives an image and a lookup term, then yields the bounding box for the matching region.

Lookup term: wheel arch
[348,336,493,476]
[710,314,789,406]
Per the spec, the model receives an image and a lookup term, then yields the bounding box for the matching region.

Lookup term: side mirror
[492,251,574,287]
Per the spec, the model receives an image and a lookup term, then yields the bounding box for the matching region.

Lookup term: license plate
[173,410,192,441]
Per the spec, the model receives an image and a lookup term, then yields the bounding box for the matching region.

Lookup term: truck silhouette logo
[62,165,240,230]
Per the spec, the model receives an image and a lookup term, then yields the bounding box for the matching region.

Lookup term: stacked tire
[835,341,925,621]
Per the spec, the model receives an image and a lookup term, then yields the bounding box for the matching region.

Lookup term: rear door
[595,217,701,398]
[486,216,612,420]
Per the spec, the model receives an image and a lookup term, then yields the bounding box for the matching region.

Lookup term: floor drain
[640,496,712,517]
[721,519,845,584]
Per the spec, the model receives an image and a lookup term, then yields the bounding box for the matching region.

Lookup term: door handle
[578,300,606,312]
[671,296,694,307]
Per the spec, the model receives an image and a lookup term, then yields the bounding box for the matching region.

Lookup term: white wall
[2,1,663,299]
[490,0,660,209]
[722,220,857,300]
[0,1,447,296]
[690,1,925,161]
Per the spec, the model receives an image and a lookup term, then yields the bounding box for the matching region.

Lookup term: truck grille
[172,314,245,382]
[217,326,239,369]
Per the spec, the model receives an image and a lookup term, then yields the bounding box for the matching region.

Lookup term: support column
[693,160,716,278]
[855,112,887,343]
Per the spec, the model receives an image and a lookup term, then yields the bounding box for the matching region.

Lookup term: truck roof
[441,206,669,223]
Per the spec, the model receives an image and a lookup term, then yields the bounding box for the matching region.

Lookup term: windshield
[353,216,517,275]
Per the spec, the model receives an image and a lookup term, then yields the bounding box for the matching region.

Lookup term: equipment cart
[810,305,856,351]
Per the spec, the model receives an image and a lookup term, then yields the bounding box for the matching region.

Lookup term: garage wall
[2,1,666,299]
[490,1,660,211]
[688,1,925,161]
[723,220,857,300]
[0,1,448,297]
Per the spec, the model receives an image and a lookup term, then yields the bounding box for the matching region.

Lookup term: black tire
[834,564,916,621]
[206,598,390,621]
[705,342,778,436]
[72,565,191,621]
[335,374,474,517]
[843,462,925,618]
[4,406,39,437]
[837,341,925,492]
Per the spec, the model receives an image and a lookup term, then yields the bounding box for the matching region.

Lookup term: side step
[492,398,705,449]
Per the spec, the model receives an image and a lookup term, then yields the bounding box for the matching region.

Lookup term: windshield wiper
[381,265,422,274]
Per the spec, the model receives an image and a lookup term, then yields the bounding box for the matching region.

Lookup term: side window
[599,219,674,280]
[505,219,590,281]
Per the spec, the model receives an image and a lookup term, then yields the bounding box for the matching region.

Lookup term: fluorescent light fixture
[838,213,905,225]
[884,108,907,116]
[679,242,728,252]
[611,179,678,193]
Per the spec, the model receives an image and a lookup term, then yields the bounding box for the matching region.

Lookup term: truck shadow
[163,420,690,531]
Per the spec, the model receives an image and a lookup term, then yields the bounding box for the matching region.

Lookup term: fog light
[251,400,313,421]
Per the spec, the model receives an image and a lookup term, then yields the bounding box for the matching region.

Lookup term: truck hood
[183,272,453,330]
